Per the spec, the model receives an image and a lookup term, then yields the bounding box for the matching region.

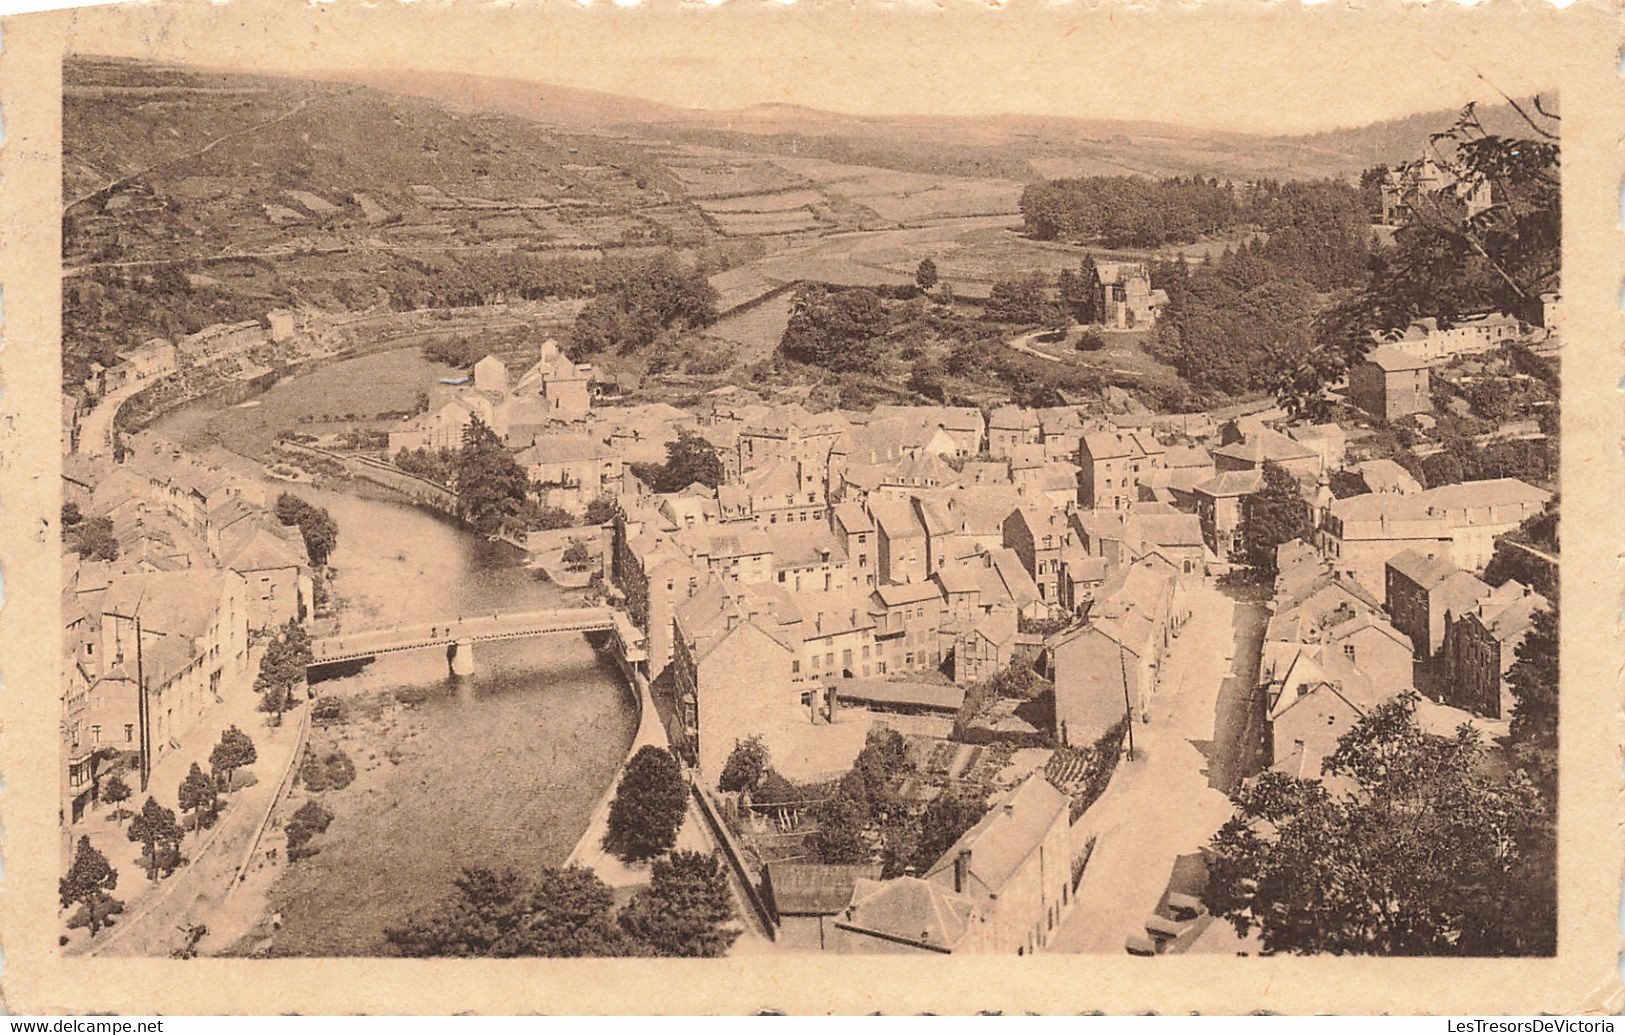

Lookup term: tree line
[1019,175,1370,251]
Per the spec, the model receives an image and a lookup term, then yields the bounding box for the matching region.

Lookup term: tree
[984,272,1052,324]
[1507,606,1558,776]
[285,799,335,861]
[908,791,989,877]
[454,415,531,537]
[256,620,312,726]
[718,737,770,794]
[275,493,338,566]
[1075,329,1105,353]
[908,358,947,403]
[1204,693,1553,956]
[1420,450,1466,488]
[582,495,619,526]
[618,850,738,957]
[633,431,725,494]
[915,257,939,292]
[603,746,689,862]
[560,540,592,572]
[74,515,119,561]
[209,725,258,791]
[779,285,890,373]
[177,762,216,834]
[127,796,184,881]
[385,865,628,957]
[102,773,132,826]
[1242,462,1311,573]
[807,790,872,864]
[566,251,718,357]
[297,506,338,567]
[60,836,122,937]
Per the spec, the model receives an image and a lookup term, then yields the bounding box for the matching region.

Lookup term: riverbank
[141,356,639,958]
[225,638,637,957]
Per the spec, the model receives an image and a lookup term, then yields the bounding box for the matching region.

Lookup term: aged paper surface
[2,0,1622,1015]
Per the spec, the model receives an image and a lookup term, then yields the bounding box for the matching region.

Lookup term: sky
[59,0,1582,135]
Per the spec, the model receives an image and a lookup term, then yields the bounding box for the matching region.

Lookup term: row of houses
[61,439,317,826]
[1384,548,1549,719]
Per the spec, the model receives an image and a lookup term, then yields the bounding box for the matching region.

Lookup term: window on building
[91,725,101,743]
[792,660,801,674]
[1343,644,1356,661]
[124,724,134,743]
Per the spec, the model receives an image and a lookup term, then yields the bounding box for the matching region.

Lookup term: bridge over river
[310,606,648,677]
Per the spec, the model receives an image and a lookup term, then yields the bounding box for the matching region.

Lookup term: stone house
[1441,581,1548,719]
[1383,550,1491,658]
[870,581,948,677]
[1193,469,1263,560]
[829,501,877,587]
[1088,261,1166,330]
[834,877,990,954]
[97,569,251,772]
[1052,554,1186,747]
[954,608,1018,687]
[1209,427,1320,480]
[987,406,1040,460]
[671,589,798,785]
[1077,431,1165,511]
[1002,506,1075,608]
[923,773,1075,955]
[1349,346,1433,422]
[518,433,623,513]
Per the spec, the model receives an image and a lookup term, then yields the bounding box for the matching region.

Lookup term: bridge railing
[310,607,619,660]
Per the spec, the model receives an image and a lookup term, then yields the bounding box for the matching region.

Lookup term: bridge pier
[448,638,477,677]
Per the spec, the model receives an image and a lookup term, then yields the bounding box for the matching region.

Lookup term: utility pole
[135,614,151,792]
[1119,640,1135,761]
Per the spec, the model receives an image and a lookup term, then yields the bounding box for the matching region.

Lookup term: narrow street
[77,378,148,459]
[1047,580,1258,954]
[78,685,306,957]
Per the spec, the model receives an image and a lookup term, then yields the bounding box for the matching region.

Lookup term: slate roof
[765,862,882,916]
[923,774,1068,892]
[840,877,981,952]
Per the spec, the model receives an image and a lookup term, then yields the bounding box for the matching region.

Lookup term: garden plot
[699,188,827,213]
[840,176,1023,224]
[666,159,807,199]
[711,209,824,236]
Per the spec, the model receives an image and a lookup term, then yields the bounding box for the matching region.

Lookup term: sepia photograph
[3,0,1620,1017]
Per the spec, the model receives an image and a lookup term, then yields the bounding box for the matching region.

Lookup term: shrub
[299,748,356,792]
[285,799,335,861]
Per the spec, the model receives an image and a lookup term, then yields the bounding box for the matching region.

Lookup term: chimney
[953,849,970,894]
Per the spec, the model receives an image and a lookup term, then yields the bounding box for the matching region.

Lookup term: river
[148,349,638,956]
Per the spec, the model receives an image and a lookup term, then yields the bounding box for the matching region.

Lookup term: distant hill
[333,66,1546,182]
[328,68,691,129]
[1273,101,1552,171]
